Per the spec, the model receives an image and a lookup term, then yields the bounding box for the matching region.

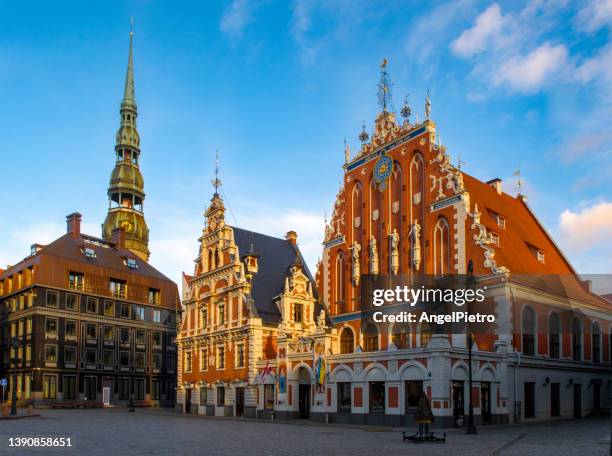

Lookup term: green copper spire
[122,24,136,109]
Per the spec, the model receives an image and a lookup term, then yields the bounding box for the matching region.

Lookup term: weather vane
[513,166,523,195]
[377,58,393,113]
[358,121,369,144]
[400,94,411,122]
[457,155,466,170]
[212,150,222,195]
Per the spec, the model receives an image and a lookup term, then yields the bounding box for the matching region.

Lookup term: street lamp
[11,338,19,416]
[466,260,477,435]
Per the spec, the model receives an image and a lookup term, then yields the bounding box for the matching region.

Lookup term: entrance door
[593,383,601,410]
[551,383,560,417]
[235,387,244,417]
[185,388,191,414]
[524,382,535,418]
[452,381,465,426]
[480,382,491,425]
[84,377,97,401]
[573,384,581,418]
[405,380,423,419]
[298,385,310,419]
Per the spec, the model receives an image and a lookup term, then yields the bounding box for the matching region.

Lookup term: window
[185,351,192,372]
[199,349,209,371]
[25,344,31,362]
[18,319,24,336]
[217,346,225,369]
[152,380,161,400]
[153,309,161,323]
[68,272,84,290]
[110,279,127,298]
[592,323,601,363]
[420,322,433,347]
[104,326,114,342]
[86,323,97,339]
[64,346,76,364]
[406,380,423,410]
[497,215,506,229]
[118,378,130,400]
[135,329,145,344]
[26,317,32,334]
[148,288,160,305]
[66,293,78,311]
[125,258,138,269]
[120,302,130,318]
[572,318,582,361]
[135,306,145,321]
[337,382,351,412]
[103,350,114,365]
[46,290,59,307]
[120,351,130,366]
[45,344,58,362]
[363,324,378,352]
[86,297,98,314]
[200,387,208,405]
[522,306,535,356]
[369,382,385,414]
[167,355,176,372]
[65,320,77,338]
[537,250,545,263]
[236,344,245,368]
[104,300,115,317]
[293,303,303,323]
[217,387,226,406]
[153,354,162,370]
[120,328,130,343]
[152,331,162,346]
[45,318,58,338]
[264,384,274,410]
[549,313,560,359]
[392,324,411,349]
[135,352,145,368]
[83,247,96,258]
[340,328,354,354]
[218,302,225,325]
[85,348,96,364]
[490,232,500,246]
[201,308,207,329]
[63,376,77,400]
[43,375,57,399]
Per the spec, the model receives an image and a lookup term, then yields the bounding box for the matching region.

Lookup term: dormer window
[497,215,506,229]
[124,258,138,269]
[83,247,96,258]
[110,279,127,299]
[490,232,500,246]
[537,250,545,263]
[69,272,85,290]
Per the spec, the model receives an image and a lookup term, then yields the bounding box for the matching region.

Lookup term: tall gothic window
[208,249,214,271]
[363,324,379,352]
[340,328,354,354]
[352,181,363,247]
[391,163,402,267]
[433,218,450,276]
[336,252,345,314]
[522,306,535,356]
[370,179,383,256]
[572,317,582,361]
[548,312,560,358]
[592,322,601,363]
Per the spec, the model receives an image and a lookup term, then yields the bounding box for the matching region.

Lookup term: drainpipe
[514,350,521,423]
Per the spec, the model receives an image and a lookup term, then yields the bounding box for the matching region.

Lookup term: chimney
[112,227,126,250]
[285,231,298,245]
[66,212,82,237]
[486,178,502,195]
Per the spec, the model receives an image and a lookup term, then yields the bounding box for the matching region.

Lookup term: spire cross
[212,150,222,195]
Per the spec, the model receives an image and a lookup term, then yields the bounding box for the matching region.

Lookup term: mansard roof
[231,226,316,324]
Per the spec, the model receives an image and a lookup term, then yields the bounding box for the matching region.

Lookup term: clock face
[120,220,133,232]
[373,153,393,189]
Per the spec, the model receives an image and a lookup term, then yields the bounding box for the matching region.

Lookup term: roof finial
[358,121,369,144]
[377,58,393,113]
[457,155,466,170]
[425,88,431,119]
[344,138,351,164]
[513,166,523,196]
[212,150,222,196]
[400,94,411,124]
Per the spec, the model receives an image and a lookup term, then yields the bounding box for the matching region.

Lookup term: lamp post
[11,338,19,416]
[465,261,477,434]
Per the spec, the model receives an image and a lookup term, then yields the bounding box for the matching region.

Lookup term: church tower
[102,29,150,261]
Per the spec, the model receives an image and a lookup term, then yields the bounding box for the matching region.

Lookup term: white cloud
[493,43,568,92]
[558,201,612,252]
[451,3,505,57]
[577,0,612,32]
[220,0,256,38]
[575,45,612,83]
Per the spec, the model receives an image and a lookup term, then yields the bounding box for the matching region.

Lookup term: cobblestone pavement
[0,408,609,456]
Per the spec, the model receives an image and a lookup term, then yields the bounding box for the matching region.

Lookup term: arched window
[433,218,450,276]
[391,163,402,271]
[548,312,560,358]
[592,322,601,363]
[363,324,379,352]
[217,249,223,267]
[340,328,354,354]
[522,306,535,356]
[420,322,432,347]
[572,317,582,361]
[369,179,383,252]
[335,253,345,314]
[352,182,363,247]
[208,250,214,271]
[392,324,411,349]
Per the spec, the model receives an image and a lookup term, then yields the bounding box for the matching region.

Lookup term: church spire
[102,26,150,261]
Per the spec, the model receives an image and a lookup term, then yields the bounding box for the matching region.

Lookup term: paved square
[0,409,609,455]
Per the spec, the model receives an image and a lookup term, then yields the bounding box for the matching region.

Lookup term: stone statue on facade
[350,241,361,286]
[369,236,379,275]
[409,219,422,271]
[390,229,400,275]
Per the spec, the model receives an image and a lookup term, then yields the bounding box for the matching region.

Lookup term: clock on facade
[120,220,134,232]
[373,153,393,190]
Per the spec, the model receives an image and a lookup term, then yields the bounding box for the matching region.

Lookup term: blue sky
[1,0,611,288]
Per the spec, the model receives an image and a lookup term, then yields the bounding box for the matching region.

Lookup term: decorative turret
[102,29,150,261]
